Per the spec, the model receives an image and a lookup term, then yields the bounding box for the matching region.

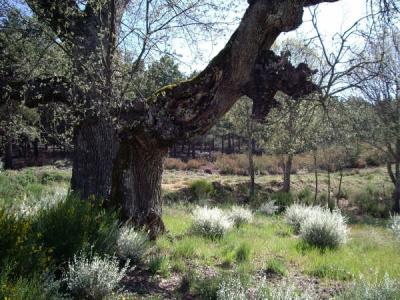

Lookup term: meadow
[0,162,399,299]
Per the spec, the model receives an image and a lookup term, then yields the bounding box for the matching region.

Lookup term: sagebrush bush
[191,206,233,239]
[284,204,318,234]
[300,208,348,249]
[217,277,248,300]
[228,206,253,227]
[116,226,149,263]
[65,253,128,299]
[259,200,279,216]
[389,214,400,239]
[217,277,312,300]
[339,274,400,300]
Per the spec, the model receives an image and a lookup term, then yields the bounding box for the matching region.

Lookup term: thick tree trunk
[110,134,167,239]
[282,154,293,193]
[3,139,13,169]
[71,119,118,200]
[394,179,400,213]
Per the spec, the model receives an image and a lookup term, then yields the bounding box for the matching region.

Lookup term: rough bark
[394,179,400,213]
[110,132,167,239]
[71,119,118,200]
[282,154,293,193]
[3,139,13,170]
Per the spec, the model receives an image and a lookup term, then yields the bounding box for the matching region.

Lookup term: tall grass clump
[389,214,400,239]
[191,206,233,239]
[64,253,128,299]
[228,206,253,227]
[300,208,348,249]
[116,226,149,263]
[339,274,400,300]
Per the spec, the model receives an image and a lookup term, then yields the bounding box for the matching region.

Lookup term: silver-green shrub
[389,214,400,239]
[217,277,314,300]
[65,253,128,299]
[116,226,149,263]
[191,206,233,239]
[300,208,348,249]
[228,206,253,227]
[339,274,400,300]
[259,200,279,216]
[284,204,319,233]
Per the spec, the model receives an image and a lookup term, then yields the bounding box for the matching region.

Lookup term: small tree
[351,24,400,212]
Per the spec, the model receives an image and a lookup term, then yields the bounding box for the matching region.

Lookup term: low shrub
[284,204,319,234]
[228,206,253,227]
[389,214,400,239]
[191,206,233,239]
[265,258,287,277]
[217,277,248,300]
[259,200,279,216]
[300,208,348,249]
[215,155,242,175]
[350,184,392,217]
[271,192,295,211]
[116,226,149,263]
[186,159,207,170]
[235,243,251,263]
[297,187,314,205]
[217,277,312,300]
[339,274,400,300]
[32,194,119,266]
[189,179,215,200]
[0,209,49,276]
[64,253,128,299]
[164,158,186,170]
[0,266,65,300]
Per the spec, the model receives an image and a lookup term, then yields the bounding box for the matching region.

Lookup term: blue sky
[176,0,367,73]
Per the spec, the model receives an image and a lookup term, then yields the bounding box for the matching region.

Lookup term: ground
[0,164,398,299]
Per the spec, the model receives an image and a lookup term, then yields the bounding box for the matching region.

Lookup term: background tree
[351,24,400,212]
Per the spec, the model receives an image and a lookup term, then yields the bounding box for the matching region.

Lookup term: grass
[160,205,400,283]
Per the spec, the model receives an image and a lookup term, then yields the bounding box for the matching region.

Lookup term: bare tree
[351,24,400,212]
